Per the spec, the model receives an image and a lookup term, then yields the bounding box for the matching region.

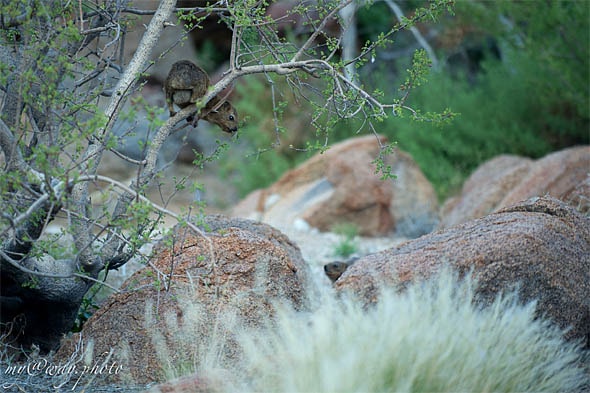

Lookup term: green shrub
[219,76,314,197]
[455,0,589,145]
[220,1,589,201]
[331,223,359,258]
[383,64,557,199]
[332,27,588,200]
[372,1,589,200]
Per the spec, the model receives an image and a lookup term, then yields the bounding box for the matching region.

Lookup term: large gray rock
[336,196,590,346]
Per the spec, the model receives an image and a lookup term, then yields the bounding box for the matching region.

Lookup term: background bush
[222,0,589,201]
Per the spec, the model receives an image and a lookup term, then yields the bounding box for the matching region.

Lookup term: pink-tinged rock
[439,155,533,228]
[500,145,589,207]
[231,135,439,237]
[440,145,589,228]
[56,215,311,385]
[336,196,590,346]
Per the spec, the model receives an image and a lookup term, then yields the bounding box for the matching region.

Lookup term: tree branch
[75,174,216,274]
[0,250,120,293]
[344,1,450,69]
[290,0,353,62]
[1,184,63,262]
[69,0,177,275]
[339,2,359,85]
[0,118,29,173]
[384,0,439,69]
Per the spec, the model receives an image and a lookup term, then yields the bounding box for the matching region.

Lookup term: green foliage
[357,2,394,45]
[389,69,551,198]
[222,0,587,202]
[403,49,431,90]
[331,223,358,258]
[72,295,100,333]
[355,61,571,199]
[385,1,589,199]
[221,1,457,197]
[0,0,123,224]
[454,0,589,145]
[219,76,310,197]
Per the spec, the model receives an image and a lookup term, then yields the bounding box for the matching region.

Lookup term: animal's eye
[229,115,235,121]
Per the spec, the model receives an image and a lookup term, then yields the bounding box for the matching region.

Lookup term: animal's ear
[220,101,231,110]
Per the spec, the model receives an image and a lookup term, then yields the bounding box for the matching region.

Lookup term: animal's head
[323,261,350,283]
[203,101,239,133]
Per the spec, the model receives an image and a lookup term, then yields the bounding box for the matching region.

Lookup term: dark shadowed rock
[55,215,311,385]
[336,196,590,346]
[231,135,439,238]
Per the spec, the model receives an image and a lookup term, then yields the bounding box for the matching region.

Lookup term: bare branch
[339,1,359,85]
[80,22,118,35]
[114,7,231,16]
[291,0,353,62]
[344,1,449,68]
[75,174,216,273]
[384,0,439,68]
[0,118,29,173]
[74,175,200,235]
[107,147,148,166]
[1,179,66,263]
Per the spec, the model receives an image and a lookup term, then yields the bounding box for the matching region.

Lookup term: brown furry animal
[324,257,358,283]
[164,60,238,133]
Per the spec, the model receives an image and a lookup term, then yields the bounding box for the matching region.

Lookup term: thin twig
[75,175,207,238]
[290,0,353,62]
[107,147,148,166]
[74,174,217,273]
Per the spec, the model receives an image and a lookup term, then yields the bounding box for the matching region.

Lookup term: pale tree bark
[384,0,439,68]
[1,0,178,352]
[340,1,359,85]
